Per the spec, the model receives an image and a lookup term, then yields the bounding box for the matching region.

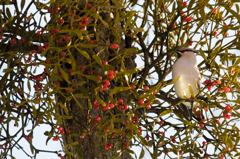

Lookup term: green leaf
[167,76,180,85]
[211,45,221,59]
[74,30,83,40]
[124,11,136,30]
[99,15,109,27]
[118,69,136,76]
[83,75,99,81]
[199,48,207,61]
[132,28,144,32]
[21,0,25,10]
[32,106,37,118]
[94,87,105,106]
[59,67,71,84]
[27,79,31,92]
[200,6,206,25]
[139,148,145,159]
[227,137,233,149]
[223,4,240,23]
[74,94,89,98]
[68,141,78,146]
[111,0,122,8]
[188,85,195,97]
[111,87,129,96]
[92,55,102,65]
[59,102,69,115]
[69,54,76,70]
[158,110,173,118]
[74,145,83,159]
[75,47,90,59]
[188,122,197,131]
[6,7,12,18]
[88,99,92,110]
[3,68,13,73]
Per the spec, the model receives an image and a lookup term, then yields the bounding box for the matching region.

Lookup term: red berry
[113,70,118,74]
[172,24,176,29]
[112,132,116,137]
[146,135,149,141]
[102,61,107,65]
[199,123,204,128]
[213,9,218,13]
[87,3,92,9]
[109,74,114,80]
[179,150,183,155]
[96,116,100,122]
[213,31,217,36]
[55,28,59,33]
[88,70,93,74]
[139,99,144,105]
[104,80,110,86]
[19,90,23,95]
[146,105,151,109]
[58,126,63,131]
[10,38,16,44]
[202,141,206,146]
[89,40,94,44]
[159,120,164,124]
[66,129,70,133]
[52,137,59,141]
[59,19,64,24]
[186,17,191,22]
[225,105,230,111]
[189,41,193,46]
[182,1,187,6]
[81,65,86,70]
[113,44,119,49]
[104,128,109,132]
[118,99,123,103]
[109,103,114,108]
[37,31,41,35]
[130,85,135,90]
[60,51,65,57]
[46,60,51,64]
[97,76,102,80]
[144,86,149,90]
[108,70,114,75]
[110,44,114,49]
[207,86,212,91]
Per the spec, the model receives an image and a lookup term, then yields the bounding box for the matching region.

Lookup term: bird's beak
[173,50,183,58]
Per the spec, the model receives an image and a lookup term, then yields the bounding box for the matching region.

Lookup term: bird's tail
[178,103,203,121]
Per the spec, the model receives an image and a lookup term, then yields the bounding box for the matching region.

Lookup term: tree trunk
[55,1,136,158]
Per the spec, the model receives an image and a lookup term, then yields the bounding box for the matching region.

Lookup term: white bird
[172,48,203,120]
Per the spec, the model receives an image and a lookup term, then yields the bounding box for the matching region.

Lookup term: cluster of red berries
[110,44,119,49]
[203,79,223,91]
[223,105,232,119]
[105,143,113,150]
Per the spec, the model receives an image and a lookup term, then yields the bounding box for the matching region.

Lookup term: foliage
[0,0,240,159]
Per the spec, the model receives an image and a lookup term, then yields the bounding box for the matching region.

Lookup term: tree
[1,0,240,158]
